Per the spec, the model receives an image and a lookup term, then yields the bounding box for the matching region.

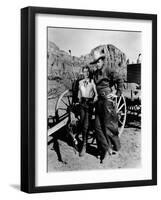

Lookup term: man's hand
[107,93,117,99]
[116,90,122,97]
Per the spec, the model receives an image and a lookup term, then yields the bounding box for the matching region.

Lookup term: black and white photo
[21,7,157,193]
[47,27,142,171]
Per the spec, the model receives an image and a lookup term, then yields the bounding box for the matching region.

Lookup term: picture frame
[21,6,157,193]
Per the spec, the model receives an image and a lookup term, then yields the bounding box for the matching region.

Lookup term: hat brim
[90,55,105,64]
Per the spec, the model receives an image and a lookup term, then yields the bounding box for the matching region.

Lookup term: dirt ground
[47,124,141,172]
[48,81,141,172]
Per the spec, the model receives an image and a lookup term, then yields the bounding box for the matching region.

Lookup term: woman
[78,66,98,157]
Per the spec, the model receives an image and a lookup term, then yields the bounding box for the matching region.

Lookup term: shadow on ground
[48,126,98,163]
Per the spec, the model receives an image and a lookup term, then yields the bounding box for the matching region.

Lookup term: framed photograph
[21,6,157,193]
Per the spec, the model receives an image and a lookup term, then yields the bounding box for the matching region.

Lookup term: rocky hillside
[48,41,127,91]
[90,45,127,80]
[48,41,83,78]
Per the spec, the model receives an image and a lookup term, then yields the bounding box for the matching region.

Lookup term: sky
[48,27,142,63]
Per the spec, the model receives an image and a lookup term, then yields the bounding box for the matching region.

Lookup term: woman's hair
[82,65,93,82]
[82,65,90,73]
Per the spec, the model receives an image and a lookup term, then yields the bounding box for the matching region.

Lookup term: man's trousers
[95,98,121,155]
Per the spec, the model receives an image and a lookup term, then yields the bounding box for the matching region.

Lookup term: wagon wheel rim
[55,89,73,122]
[55,89,80,124]
[115,94,127,137]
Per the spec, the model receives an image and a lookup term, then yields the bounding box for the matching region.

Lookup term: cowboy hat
[90,50,105,64]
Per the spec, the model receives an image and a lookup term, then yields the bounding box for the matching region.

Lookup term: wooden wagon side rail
[48,118,68,136]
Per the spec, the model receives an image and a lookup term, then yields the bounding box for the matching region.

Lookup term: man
[90,51,123,163]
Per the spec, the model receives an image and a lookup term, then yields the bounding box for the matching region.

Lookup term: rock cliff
[48,41,127,90]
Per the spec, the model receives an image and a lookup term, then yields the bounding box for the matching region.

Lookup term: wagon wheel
[55,89,81,148]
[55,89,73,122]
[55,89,80,125]
[115,94,127,137]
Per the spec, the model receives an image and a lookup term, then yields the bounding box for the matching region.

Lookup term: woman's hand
[94,95,98,102]
[78,98,82,104]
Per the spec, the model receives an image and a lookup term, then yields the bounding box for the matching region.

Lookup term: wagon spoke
[117,103,125,112]
[118,120,123,125]
[116,94,126,137]
[118,110,125,115]
[117,96,122,109]
[113,96,117,104]
[67,96,72,105]
[61,99,69,107]
[58,108,67,111]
